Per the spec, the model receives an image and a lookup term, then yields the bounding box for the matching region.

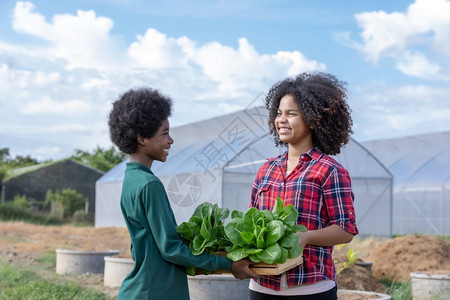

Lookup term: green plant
[70,146,126,172]
[335,246,358,274]
[176,202,232,255]
[381,278,412,300]
[71,210,94,225]
[0,202,63,225]
[45,189,87,219]
[224,197,307,264]
[176,202,232,275]
[0,164,9,185]
[12,194,29,209]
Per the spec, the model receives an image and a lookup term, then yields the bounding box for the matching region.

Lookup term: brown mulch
[367,235,450,282]
[337,264,386,293]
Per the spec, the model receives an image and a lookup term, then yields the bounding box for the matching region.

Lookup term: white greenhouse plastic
[362,132,450,235]
[95,106,393,236]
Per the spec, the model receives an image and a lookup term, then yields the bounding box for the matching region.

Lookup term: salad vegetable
[224,197,307,264]
[176,202,232,255]
[176,198,307,275]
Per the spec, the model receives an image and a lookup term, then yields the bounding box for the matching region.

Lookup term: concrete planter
[56,248,119,275]
[188,274,250,300]
[410,271,450,300]
[338,289,391,299]
[103,256,135,287]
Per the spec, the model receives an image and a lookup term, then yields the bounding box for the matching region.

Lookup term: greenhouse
[362,131,450,235]
[1,159,103,214]
[95,106,393,236]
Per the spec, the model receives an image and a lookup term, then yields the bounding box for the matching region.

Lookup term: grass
[0,259,115,300]
[38,251,57,270]
[0,204,94,226]
[381,279,412,300]
[385,279,447,300]
[0,204,63,225]
[0,232,26,243]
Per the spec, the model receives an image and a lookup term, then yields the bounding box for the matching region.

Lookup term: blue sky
[0,0,449,161]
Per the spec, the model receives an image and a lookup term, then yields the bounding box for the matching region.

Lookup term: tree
[0,148,9,162]
[8,155,39,168]
[0,148,41,197]
[0,148,39,168]
[70,146,126,172]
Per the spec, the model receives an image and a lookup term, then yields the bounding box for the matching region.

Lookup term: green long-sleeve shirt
[118,162,232,300]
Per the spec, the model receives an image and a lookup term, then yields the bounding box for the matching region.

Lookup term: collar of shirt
[273,147,324,172]
[126,162,153,174]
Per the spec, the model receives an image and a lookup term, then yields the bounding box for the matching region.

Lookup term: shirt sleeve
[140,180,232,271]
[323,167,359,235]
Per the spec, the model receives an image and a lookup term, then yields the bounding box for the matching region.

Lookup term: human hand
[230,259,259,280]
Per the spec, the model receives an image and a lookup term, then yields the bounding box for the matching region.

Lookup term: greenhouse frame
[363,131,450,235]
[95,106,393,236]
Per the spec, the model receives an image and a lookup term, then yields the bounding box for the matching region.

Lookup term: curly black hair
[265,72,353,155]
[108,87,173,154]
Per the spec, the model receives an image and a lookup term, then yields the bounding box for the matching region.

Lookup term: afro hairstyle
[108,87,173,154]
[265,72,353,155]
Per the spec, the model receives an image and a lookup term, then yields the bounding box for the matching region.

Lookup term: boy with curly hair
[108,87,258,300]
[249,73,359,299]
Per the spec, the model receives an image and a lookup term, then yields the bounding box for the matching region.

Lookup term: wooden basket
[212,252,303,276]
[249,255,303,275]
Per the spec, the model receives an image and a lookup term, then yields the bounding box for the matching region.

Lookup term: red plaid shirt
[250,147,358,290]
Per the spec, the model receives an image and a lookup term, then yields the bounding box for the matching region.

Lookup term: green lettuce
[176,202,232,255]
[176,202,232,275]
[224,197,307,264]
[177,198,307,274]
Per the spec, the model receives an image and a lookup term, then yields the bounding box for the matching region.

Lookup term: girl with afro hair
[108,87,258,300]
[249,73,359,300]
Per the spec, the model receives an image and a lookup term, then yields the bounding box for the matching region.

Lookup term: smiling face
[275,94,312,151]
[135,118,174,167]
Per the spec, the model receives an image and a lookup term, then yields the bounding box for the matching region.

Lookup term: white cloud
[81,77,112,90]
[128,29,191,69]
[12,2,50,37]
[1,2,327,160]
[351,83,450,140]
[0,63,63,91]
[334,31,362,51]
[32,71,62,87]
[396,51,441,79]
[7,2,324,101]
[354,0,450,78]
[12,1,128,71]
[21,97,92,115]
[128,34,325,99]
[33,146,62,157]
[191,38,325,98]
[47,123,94,133]
[355,10,412,63]
[0,122,92,135]
[275,51,326,76]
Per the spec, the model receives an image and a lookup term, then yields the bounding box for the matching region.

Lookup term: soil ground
[1,221,449,298]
